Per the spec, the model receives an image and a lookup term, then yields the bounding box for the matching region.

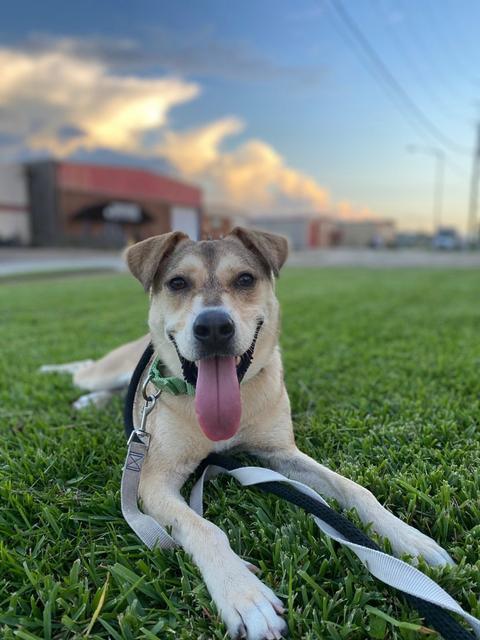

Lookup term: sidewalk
[0,247,125,277]
[288,247,480,268]
[1,246,480,278]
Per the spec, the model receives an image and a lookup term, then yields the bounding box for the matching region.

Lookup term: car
[432,227,462,250]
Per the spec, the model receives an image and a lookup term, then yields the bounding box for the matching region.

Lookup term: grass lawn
[1,268,479,640]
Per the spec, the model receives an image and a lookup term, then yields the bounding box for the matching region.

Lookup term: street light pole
[432,149,444,231]
[406,145,445,233]
[467,122,480,244]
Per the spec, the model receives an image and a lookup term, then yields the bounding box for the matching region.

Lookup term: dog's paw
[209,565,286,640]
[72,390,114,410]
[388,521,454,567]
[39,360,94,375]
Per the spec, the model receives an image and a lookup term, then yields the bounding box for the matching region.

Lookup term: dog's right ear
[229,227,289,277]
[125,231,188,291]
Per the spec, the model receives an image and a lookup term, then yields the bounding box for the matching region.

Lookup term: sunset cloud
[158,120,329,211]
[158,117,245,175]
[0,40,366,216]
[0,46,199,156]
[336,200,377,220]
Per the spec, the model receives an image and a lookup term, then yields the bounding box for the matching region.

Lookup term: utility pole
[467,122,480,245]
[432,149,444,232]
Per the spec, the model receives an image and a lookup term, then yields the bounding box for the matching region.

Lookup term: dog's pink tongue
[195,356,241,441]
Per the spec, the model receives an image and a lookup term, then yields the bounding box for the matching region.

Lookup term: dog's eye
[235,272,256,288]
[167,276,188,291]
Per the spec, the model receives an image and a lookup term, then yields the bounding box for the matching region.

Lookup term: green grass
[1,268,479,640]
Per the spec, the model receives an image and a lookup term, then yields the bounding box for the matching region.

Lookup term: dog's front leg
[256,447,453,567]
[140,477,287,640]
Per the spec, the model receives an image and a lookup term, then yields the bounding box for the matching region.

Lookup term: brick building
[0,161,203,247]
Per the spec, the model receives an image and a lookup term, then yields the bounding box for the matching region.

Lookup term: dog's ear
[125,231,188,291]
[229,227,289,277]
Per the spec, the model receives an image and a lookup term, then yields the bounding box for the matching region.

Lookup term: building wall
[252,218,308,250]
[58,189,171,247]
[340,220,396,247]
[0,209,30,244]
[202,203,248,239]
[202,214,232,239]
[27,161,59,246]
[171,205,200,239]
[0,164,28,205]
[308,218,340,247]
[251,216,342,250]
[0,164,30,244]
[202,214,249,238]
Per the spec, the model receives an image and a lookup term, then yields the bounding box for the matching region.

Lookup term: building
[0,161,202,247]
[202,203,249,238]
[0,164,30,245]
[339,219,396,248]
[251,215,339,250]
[249,215,396,250]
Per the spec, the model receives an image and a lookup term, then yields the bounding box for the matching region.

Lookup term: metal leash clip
[127,376,162,447]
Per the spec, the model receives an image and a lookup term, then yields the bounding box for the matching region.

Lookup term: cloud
[0,46,199,156]
[336,200,377,221]
[159,117,245,175]
[158,120,329,212]
[0,39,373,217]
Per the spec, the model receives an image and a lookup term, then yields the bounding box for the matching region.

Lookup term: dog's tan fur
[43,228,453,640]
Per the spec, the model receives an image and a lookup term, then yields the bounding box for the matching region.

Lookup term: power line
[367,1,469,178]
[443,0,480,74]
[422,0,474,78]
[378,0,472,123]
[326,0,472,157]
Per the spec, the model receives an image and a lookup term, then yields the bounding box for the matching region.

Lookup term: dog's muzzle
[169,319,263,387]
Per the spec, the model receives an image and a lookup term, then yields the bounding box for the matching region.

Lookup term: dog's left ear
[229,227,289,277]
[125,231,188,291]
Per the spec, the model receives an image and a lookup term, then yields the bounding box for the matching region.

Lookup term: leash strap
[190,464,480,639]
[121,351,178,550]
[124,343,155,441]
[121,434,177,549]
[122,344,479,640]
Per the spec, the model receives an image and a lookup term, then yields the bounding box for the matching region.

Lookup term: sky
[0,0,479,232]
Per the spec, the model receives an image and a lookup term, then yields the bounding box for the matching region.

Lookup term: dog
[43,227,453,640]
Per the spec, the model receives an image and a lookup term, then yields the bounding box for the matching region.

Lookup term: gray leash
[121,377,177,549]
[190,465,480,639]
[120,374,480,638]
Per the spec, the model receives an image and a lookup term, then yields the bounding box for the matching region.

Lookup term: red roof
[57,162,202,208]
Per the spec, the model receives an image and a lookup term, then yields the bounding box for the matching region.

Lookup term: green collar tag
[149,357,195,396]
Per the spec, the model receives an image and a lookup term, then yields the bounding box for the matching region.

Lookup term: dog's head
[126,227,288,442]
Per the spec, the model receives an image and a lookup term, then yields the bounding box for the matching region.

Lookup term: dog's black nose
[193,309,235,350]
